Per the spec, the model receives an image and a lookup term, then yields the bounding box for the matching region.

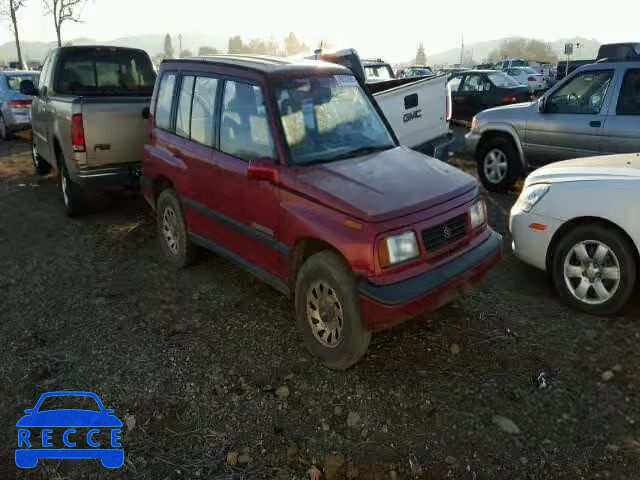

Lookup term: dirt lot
[1,136,639,480]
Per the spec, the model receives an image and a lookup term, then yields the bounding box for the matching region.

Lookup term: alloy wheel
[162,206,180,255]
[306,280,344,348]
[563,240,621,305]
[483,148,508,184]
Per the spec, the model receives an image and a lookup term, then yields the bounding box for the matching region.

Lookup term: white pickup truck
[309,49,454,160]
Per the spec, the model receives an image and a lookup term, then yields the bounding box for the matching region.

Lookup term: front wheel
[156,189,197,268]
[551,224,636,315]
[294,251,371,370]
[477,136,520,192]
[32,138,51,175]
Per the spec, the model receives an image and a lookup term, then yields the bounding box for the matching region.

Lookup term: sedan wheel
[306,280,344,348]
[563,240,621,305]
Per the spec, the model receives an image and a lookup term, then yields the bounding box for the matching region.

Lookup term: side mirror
[247,158,279,184]
[19,79,38,96]
[104,409,115,414]
[537,97,547,113]
[141,106,150,119]
[23,409,34,414]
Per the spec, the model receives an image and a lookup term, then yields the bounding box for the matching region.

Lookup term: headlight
[379,231,419,267]
[469,200,487,230]
[515,184,550,212]
[471,116,478,130]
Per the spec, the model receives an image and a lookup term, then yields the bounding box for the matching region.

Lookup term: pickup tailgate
[371,75,448,150]
[81,96,150,166]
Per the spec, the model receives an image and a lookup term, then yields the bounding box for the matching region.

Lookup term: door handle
[589,121,601,128]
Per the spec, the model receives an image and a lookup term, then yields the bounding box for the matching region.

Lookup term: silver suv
[466,61,640,191]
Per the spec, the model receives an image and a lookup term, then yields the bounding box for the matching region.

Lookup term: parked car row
[15,43,640,368]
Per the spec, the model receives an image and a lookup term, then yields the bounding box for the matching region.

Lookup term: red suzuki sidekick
[141,55,502,369]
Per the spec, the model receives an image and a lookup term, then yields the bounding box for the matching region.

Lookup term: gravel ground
[1,135,639,480]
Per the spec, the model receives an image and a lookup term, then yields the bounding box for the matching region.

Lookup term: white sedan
[510,153,640,315]
[505,67,547,92]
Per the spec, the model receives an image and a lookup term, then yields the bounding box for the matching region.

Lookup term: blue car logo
[15,391,124,469]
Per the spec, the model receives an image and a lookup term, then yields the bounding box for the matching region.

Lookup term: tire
[551,224,636,316]
[156,189,197,268]
[59,158,86,217]
[477,136,521,192]
[294,251,371,370]
[32,137,51,175]
[0,115,13,141]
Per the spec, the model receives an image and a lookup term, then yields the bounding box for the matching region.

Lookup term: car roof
[164,54,350,76]
[1,70,37,76]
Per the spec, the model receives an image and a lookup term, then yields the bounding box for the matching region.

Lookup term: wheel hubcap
[32,142,39,167]
[306,281,344,348]
[162,207,179,255]
[61,173,69,207]
[484,148,508,183]
[563,240,621,305]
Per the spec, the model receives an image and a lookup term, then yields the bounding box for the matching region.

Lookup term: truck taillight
[8,99,31,108]
[502,95,517,103]
[527,76,536,82]
[71,114,86,152]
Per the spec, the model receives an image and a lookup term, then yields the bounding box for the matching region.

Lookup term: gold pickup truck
[22,46,156,216]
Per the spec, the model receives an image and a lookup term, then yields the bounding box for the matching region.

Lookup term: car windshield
[364,65,393,81]
[6,74,39,91]
[37,395,101,412]
[511,60,527,67]
[274,74,395,166]
[55,48,156,96]
[488,72,521,87]
[523,67,539,74]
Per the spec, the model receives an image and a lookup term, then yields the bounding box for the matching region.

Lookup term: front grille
[422,214,467,251]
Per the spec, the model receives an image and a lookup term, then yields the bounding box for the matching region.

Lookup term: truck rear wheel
[59,158,86,217]
[294,251,371,370]
[32,138,51,175]
[477,136,520,192]
[156,189,197,268]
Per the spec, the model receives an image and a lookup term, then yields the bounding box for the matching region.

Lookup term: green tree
[179,49,192,58]
[198,46,219,56]
[415,42,427,65]
[284,32,308,56]
[488,38,558,64]
[163,33,174,59]
[227,35,245,54]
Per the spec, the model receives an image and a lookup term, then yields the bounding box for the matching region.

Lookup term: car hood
[292,146,478,223]
[526,153,640,186]
[16,410,123,428]
[482,101,534,115]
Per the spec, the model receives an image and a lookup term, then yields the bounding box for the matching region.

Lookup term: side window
[155,72,177,131]
[616,69,640,115]
[190,77,218,146]
[548,70,613,114]
[39,56,50,90]
[220,80,276,161]
[176,76,195,138]
[447,75,463,93]
[461,75,482,92]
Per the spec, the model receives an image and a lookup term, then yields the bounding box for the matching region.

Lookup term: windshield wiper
[326,144,395,163]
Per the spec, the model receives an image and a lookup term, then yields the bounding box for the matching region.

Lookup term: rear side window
[155,73,177,130]
[176,76,195,138]
[447,76,463,93]
[191,77,218,147]
[220,80,275,161]
[54,48,156,96]
[6,75,39,91]
[616,69,640,115]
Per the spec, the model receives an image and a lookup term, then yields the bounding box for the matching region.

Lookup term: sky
[1,0,637,61]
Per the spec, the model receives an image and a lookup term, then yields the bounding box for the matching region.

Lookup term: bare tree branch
[1,0,28,66]
[42,0,87,47]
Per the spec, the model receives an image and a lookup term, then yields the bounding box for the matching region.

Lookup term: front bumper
[359,230,502,331]
[72,163,141,190]
[509,206,563,271]
[465,131,481,154]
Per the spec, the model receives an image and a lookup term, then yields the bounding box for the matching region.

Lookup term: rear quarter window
[155,72,177,131]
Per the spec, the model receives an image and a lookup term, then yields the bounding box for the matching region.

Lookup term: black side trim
[182,197,291,256]
[190,233,289,296]
[359,231,502,306]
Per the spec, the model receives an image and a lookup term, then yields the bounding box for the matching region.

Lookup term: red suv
[141,55,502,369]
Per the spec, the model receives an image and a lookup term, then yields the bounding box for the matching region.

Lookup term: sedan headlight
[515,183,550,212]
[469,200,487,230]
[379,231,419,267]
[471,116,478,131]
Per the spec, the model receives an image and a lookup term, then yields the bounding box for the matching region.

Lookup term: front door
[31,55,52,158]
[203,79,282,280]
[600,68,640,154]
[524,69,615,166]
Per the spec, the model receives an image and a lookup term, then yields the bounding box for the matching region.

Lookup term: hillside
[427,36,600,65]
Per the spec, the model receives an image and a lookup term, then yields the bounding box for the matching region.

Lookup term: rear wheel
[477,136,520,192]
[59,158,85,217]
[0,115,12,141]
[32,137,51,175]
[294,251,371,370]
[551,224,636,315]
[156,189,197,268]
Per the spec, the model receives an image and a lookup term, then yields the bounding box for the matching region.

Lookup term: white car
[510,153,640,315]
[505,67,546,92]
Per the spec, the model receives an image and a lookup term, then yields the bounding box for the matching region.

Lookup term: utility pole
[178,34,183,56]
[459,36,464,65]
